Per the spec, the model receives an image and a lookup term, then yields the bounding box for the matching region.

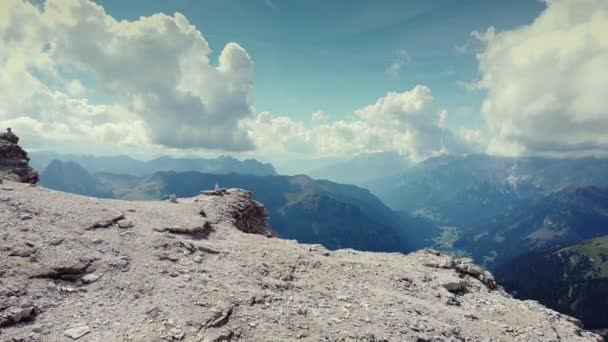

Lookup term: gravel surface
[0,181,602,341]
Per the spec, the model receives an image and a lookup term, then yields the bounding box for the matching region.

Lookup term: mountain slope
[43,165,431,253]
[456,186,608,268]
[368,154,608,264]
[108,171,417,253]
[0,181,600,341]
[40,160,113,198]
[371,154,608,214]
[496,235,608,330]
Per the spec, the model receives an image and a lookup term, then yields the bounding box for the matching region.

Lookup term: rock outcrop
[0,181,602,341]
[0,128,38,184]
[198,188,275,238]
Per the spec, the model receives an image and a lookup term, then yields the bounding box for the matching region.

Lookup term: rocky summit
[0,129,38,185]
[0,181,602,341]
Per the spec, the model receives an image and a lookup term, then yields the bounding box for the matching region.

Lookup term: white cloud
[66,80,85,97]
[458,127,485,149]
[385,49,411,78]
[248,85,477,162]
[0,0,482,163]
[476,0,608,157]
[311,110,328,123]
[0,0,255,152]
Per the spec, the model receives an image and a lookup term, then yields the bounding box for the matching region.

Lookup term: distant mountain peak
[29,152,277,177]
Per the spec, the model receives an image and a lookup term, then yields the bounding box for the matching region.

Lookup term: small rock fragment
[49,238,64,246]
[443,281,467,294]
[81,273,101,284]
[64,326,91,339]
[446,297,461,306]
[205,305,234,328]
[203,330,235,342]
[168,327,185,340]
[118,221,134,229]
[20,213,33,220]
[32,259,93,281]
[86,214,125,230]
[154,222,215,240]
[9,248,34,257]
[465,313,479,320]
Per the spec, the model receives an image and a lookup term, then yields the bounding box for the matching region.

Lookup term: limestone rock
[204,305,234,328]
[0,128,38,184]
[443,281,467,294]
[81,273,101,283]
[222,189,274,237]
[118,220,134,229]
[201,189,228,196]
[64,325,91,339]
[0,306,37,328]
[86,213,126,230]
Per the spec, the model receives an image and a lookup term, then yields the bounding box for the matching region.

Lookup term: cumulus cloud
[248,85,477,162]
[311,110,328,123]
[385,49,411,78]
[475,0,608,157]
[0,0,255,152]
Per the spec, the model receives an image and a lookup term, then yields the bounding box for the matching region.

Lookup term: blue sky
[94,0,544,129]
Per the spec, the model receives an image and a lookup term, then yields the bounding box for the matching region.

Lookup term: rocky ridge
[0,128,38,184]
[0,181,602,341]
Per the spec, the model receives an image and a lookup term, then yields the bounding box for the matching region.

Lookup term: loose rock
[64,325,91,339]
[118,220,135,229]
[81,273,101,284]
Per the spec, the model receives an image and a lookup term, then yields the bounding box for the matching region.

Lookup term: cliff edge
[0,182,602,341]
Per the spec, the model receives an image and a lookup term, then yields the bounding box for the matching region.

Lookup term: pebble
[82,273,102,284]
[118,221,135,229]
[20,213,33,220]
[64,326,91,339]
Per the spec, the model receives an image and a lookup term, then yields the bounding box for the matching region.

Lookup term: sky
[0,0,607,166]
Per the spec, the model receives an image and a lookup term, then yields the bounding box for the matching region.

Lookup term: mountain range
[370,154,608,215]
[29,151,277,177]
[40,159,437,253]
[368,154,608,263]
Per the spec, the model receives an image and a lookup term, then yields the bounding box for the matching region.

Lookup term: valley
[36,151,608,334]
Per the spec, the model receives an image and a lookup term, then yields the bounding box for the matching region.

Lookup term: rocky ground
[0,181,602,342]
